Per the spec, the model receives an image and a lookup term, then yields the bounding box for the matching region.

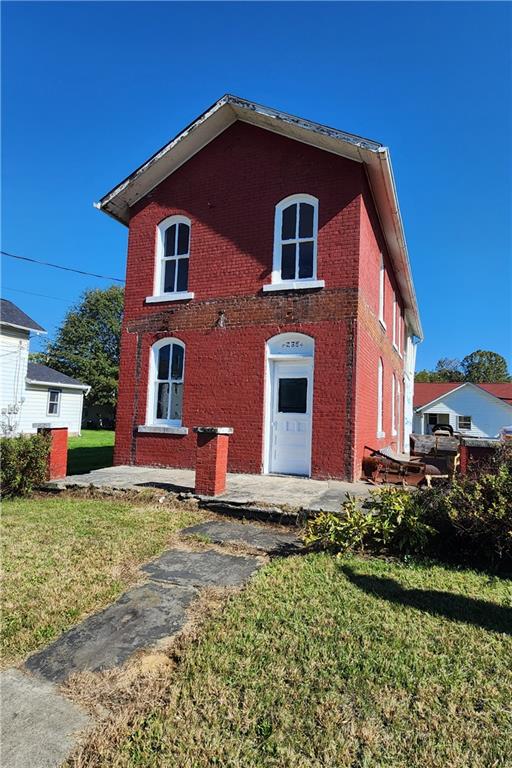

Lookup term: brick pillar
[35,425,68,480]
[193,427,233,496]
[458,443,469,476]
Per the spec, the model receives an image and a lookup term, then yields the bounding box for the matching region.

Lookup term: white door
[268,361,313,476]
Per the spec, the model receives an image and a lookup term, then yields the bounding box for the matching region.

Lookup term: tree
[461,350,511,383]
[42,286,124,409]
[415,369,435,382]
[434,358,464,382]
[415,349,511,383]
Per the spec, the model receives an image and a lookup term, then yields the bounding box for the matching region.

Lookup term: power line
[1,250,125,283]
[2,286,69,302]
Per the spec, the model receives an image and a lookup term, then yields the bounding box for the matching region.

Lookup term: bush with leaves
[306,447,512,571]
[305,488,435,556]
[0,433,51,497]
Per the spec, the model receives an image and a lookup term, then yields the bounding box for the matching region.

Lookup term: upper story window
[147,216,194,304]
[392,296,397,348]
[263,194,324,292]
[379,255,386,328]
[148,339,185,426]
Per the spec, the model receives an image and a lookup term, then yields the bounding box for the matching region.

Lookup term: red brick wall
[352,182,406,478]
[114,120,408,481]
[115,316,355,479]
[123,121,363,321]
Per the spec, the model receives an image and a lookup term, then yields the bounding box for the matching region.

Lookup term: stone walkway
[1,519,301,768]
[49,464,371,512]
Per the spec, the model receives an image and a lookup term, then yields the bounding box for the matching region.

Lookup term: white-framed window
[457,415,472,431]
[397,379,401,450]
[392,297,397,348]
[379,255,386,327]
[47,389,61,416]
[153,216,192,299]
[391,373,397,435]
[264,194,324,291]
[377,358,384,437]
[147,339,185,426]
[427,413,450,434]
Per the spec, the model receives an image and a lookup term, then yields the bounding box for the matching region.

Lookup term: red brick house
[96,95,422,481]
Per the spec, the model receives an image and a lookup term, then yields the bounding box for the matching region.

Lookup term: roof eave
[1,320,46,335]
[26,378,90,391]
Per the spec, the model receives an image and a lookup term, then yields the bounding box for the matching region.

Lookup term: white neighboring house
[0,299,89,436]
[413,381,512,438]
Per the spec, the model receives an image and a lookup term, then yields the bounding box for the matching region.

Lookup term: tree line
[416,351,510,383]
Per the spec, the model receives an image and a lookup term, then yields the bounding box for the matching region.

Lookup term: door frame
[263,333,315,476]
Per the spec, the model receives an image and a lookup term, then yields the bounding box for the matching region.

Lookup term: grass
[1,494,206,667]
[67,429,115,474]
[72,554,512,768]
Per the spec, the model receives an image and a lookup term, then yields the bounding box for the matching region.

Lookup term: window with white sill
[265,194,323,291]
[377,358,384,437]
[147,339,185,426]
[151,216,193,301]
[378,255,385,326]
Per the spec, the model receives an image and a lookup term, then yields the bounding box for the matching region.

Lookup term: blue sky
[2,1,511,369]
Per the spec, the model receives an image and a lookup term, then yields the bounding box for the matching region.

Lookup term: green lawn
[78,554,512,768]
[67,429,115,474]
[1,495,206,666]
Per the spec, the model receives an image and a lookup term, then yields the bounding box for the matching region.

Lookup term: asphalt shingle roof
[0,298,46,333]
[26,362,88,389]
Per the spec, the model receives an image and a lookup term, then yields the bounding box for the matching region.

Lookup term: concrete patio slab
[50,465,371,511]
[25,582,197,684]
[143,548,262,587]
[0,668,90,768]
[182,520,303,554]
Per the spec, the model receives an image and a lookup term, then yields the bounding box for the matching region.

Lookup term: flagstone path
[1,519,302,768]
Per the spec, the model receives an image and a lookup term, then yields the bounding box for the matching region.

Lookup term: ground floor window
[457,415,472,431]
[426,413,450,433]
[47,389,61,416]
[150,339,185,425]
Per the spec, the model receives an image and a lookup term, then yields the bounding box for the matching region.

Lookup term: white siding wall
[18,385,84,435]
[0,327,29,434]
[415,386,512,438]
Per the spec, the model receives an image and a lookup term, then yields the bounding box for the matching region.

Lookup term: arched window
[148,339,185,426]
[391,372,397,435]
[155,216,191,297]
[379,255,385,326]
[377,358,384,437]
[269,194,321,287]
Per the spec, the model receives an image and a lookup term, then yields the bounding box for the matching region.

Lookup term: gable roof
[26,362,89,390]
[414,381,512,410]
[95,94,422,339]
[0,298,46,334]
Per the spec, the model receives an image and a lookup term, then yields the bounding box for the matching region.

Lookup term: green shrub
[306,452,512,572]
[305,488,435,556]
[0,433,51,497]
[441,464,512,565]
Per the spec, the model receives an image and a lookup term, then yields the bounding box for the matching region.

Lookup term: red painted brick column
[193,427,233,496]
[35,425,68,480]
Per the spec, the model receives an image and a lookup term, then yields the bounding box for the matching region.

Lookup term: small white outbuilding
[413,381,512,439]
[0,299,89,436]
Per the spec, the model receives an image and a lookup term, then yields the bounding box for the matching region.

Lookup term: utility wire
[2,286,70,302]
[1,250,125,283]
